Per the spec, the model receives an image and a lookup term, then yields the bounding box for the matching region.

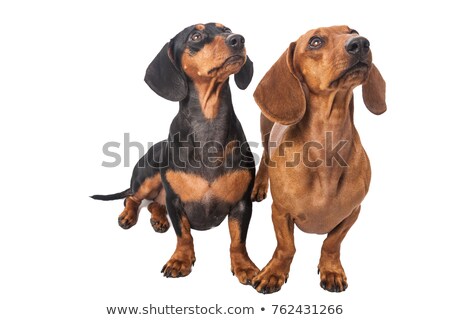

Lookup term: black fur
[93,23,254,243]
[91,189,131,201]
[144,42,187,101]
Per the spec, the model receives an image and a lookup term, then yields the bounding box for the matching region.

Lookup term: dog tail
[90,188,132,201]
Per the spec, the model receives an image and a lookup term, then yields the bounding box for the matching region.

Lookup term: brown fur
[161,215,196,277]
[133,173,163,201]
[166,170,252,203]
[251,25,386,293]
[228,219,260,284]
[165,171,209,202]
[118,197,140,230]
[224,140,238,158]
[251,114,274,202]
[148,201,170,233]
[118,174,164,229]
[182,37,246,119]
[253,42,306,125]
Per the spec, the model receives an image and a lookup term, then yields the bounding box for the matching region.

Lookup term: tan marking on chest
[165,170,252,203]
[165,171,209,202]
[211,170,252,203]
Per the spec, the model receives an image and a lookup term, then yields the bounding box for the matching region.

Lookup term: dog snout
[226,34,245,50]
[345,36,370,58]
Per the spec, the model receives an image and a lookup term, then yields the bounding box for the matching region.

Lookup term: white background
[1,0,449,319]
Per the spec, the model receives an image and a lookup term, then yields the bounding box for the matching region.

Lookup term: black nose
[345,36,370,57]
[226,34,245,50]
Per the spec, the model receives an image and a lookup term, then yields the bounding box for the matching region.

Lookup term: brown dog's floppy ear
[144,41,188,102]
[234,56,253,90]
[253,42,306,125]
[362,64,387,115]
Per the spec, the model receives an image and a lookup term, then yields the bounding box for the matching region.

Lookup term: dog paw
[150,217,170,233]
[118,210,138,229]
[251,182,268,202]
[148,202,170,233]
[318,266,348,292]
[231,261,260,285]
[252,267,288,294]
[161,257,195,278]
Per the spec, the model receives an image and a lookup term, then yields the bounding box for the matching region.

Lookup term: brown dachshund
[251,25,386,293]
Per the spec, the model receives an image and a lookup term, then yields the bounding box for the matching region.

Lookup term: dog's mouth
[330,61,370,87]
[208,55,245,75]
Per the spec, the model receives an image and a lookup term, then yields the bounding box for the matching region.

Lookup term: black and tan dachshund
[92,23,259,285]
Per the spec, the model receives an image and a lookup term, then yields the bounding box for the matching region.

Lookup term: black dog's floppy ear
[144,42,188,101]
[234,56,253,90]
[362,63,387,115]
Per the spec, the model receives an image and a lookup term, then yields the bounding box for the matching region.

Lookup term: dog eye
[308,36,323,49]
[350,29,359,35]
[190,32,203,42]
[223,27,232,33]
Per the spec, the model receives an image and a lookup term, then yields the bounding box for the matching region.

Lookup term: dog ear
[144,42,188,102]
[253,42,306,125]
[362,64,387,115]
[234,56,253,90]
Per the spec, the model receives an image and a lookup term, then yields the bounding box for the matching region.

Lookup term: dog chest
[165,170,251,204]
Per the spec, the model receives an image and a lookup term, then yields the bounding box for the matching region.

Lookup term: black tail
[90,188,132,201]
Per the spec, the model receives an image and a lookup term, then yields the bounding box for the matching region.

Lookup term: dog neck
[178,79,236,144]
[192,78,228,120]
[300,89,355,143]
[297,89,357,192]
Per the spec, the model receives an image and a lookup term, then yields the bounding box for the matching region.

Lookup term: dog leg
[251,113,273,202]
[251,153,269,202]
[148,202,169,233]
[118,172,163,229]
[228,201,260,285]
[161,215,196,277]
[318,206,361,292]
[118,196,140,229]
[147,187,169,233]
[252,204,295,294]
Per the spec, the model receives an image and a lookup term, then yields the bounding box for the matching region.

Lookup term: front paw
[148,202,170,233]
[231,258,260,285]
[251,181,268,202]
[252,263,289,294]
[318,264,348,292]
[161,256,196,278]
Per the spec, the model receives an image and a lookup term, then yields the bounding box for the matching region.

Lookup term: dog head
[145,23,253,102]
[254,25,386,125]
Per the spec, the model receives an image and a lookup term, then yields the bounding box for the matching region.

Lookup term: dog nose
[226,34,245,50]
[346,36,370,57]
